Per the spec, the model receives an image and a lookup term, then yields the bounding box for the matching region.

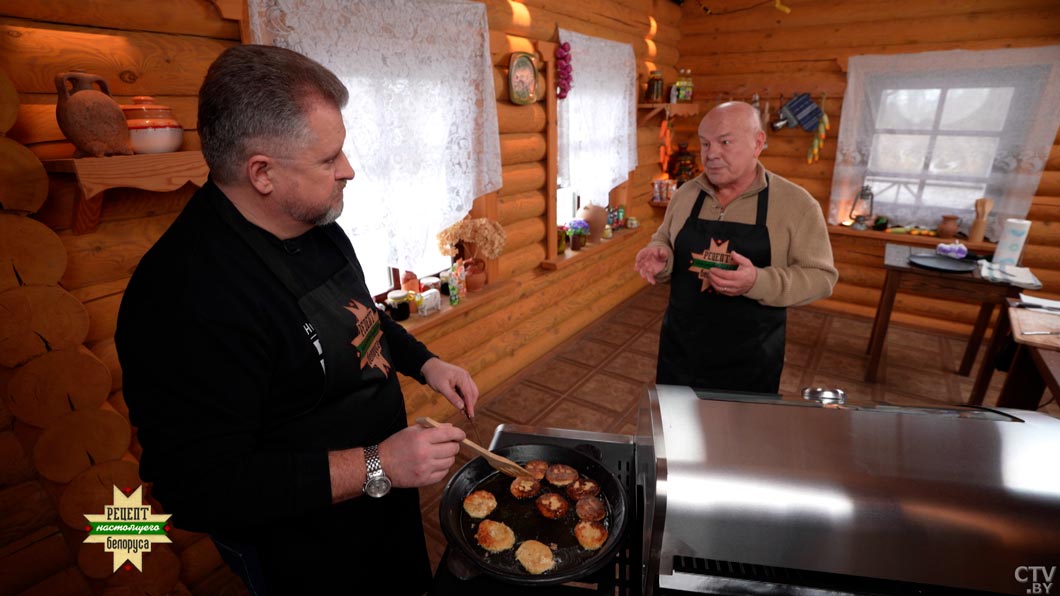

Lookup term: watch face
[365,475,392,498]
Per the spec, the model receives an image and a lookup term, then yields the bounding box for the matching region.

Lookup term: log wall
[0,0,678,591]
[675,0,1060,334]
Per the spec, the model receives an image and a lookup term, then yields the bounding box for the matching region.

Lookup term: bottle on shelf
[675,69,694,103]
[644,70,665,104]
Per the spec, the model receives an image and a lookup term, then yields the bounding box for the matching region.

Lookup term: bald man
[635,101,837,394]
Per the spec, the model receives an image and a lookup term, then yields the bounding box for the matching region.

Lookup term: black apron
[656,181,787,394]
[208,193,431,595]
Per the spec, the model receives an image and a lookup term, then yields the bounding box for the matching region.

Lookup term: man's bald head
[697,101,766,193]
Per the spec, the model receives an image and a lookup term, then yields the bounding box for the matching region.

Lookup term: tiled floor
[419,282,1059,571]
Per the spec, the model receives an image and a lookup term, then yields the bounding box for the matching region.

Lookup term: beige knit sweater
[647,163,837,307]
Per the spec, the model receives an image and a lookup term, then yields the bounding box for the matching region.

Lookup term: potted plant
[437,218,507,291]
[566,219,589,251]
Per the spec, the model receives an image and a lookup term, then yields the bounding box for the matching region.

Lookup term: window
[247,0,502,297]
[557,29,638,221]
[829,47,1060,240]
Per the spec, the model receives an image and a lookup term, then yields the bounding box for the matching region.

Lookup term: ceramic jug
[938,214,961,239]
[577,204,608,244]
[55,71,133,157]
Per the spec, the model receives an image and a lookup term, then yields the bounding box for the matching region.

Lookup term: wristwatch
[363,444,391,498]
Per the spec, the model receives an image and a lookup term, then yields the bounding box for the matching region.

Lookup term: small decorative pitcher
[938,214,961,239]
[55,71,133,157]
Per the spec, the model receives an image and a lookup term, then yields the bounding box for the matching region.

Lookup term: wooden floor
[419,282,1060,572]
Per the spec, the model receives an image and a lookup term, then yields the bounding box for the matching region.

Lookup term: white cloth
[248,0,502,272]
[557,28,638,208]
[829,46,1060,240]
[978,260,1041,289]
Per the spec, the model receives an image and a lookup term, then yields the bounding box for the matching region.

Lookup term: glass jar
[644,71,664,103]
[668,143,698,184]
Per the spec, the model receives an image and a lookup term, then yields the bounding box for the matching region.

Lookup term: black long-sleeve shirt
[116,182,435,532]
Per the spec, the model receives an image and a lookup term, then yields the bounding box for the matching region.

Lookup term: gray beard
[313,201,344,227]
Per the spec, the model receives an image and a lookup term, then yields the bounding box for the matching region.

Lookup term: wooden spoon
[416,416,532,478]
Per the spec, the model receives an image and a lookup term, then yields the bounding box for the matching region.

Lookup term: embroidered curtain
[557,29,638,208]
[248,0,501,287]
[829,46,1060,240]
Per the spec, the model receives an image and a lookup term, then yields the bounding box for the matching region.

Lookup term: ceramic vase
[54,71,133,157]
[938,215,960,239]
[577,204,607,243]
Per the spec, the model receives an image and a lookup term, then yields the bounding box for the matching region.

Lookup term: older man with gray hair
[635,101,837,394]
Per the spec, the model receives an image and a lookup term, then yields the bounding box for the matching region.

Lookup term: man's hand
[422,357,479,418]
[708,251,757,296]
[634,245,670,285]
[379,424,464,488]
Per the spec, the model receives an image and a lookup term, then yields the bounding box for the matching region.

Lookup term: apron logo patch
[343,300,391,377]
[689,238,737,292]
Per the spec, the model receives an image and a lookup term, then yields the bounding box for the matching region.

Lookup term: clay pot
[577,204,607,243]
[938,214,961,239]
[54,71,133,157]
[120,96,183,154]
[465,259,487,292]
[570,234,586,251]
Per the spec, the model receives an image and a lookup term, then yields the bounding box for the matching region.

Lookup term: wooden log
[1038,170,1060,197]
[0,526,72,595]
[58,459,142,531]
[0,67,16,134]
[0,0,240,38]
[695,72,848,102]
[681,0,1060,33]
[0,481,57,548]
[19,566,92,596]
[32,407,131,483]
[500,132,547,165]
[83,292,122,344]
[498,190,546,225]
[499,162,546,197]
[11,94,199,146]
[0,285,89,368]
[69,278,128,305]
[107,390,128,420]
[0,137,48,214]
[178,537,224,589]
[59,212,179,291]
[496,101,546,134]
[483,0,558,45]
[678,9,1060,55]
[5,346,111,428]
[0,213,67,292]
[87,338,121,392]
[496,242,547,280]
[502,218,547,253]
[77,539,115,579]
[0,17,236,96]
[104,544,180,594]
[0,431,34,487]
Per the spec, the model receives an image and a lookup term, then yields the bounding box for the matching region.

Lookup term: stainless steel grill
[432,385,1060,595]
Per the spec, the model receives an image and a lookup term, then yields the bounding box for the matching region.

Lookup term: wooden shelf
[43,151,208,234]
[828,225,997,254]
[637,102,699,127]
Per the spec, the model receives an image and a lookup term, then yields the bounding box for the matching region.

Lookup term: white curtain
[829,46,1060,240]
[557,29,638,208]
[248,0,502,282]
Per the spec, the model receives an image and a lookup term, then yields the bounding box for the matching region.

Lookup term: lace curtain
[829,46,1060,240]
[557,29,638,208]
[248,0,501,284]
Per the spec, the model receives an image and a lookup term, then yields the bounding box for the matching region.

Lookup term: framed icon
[508,52,537,105]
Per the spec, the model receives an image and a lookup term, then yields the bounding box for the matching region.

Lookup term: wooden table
[865,243,1019,383]
[969,300,1060,409]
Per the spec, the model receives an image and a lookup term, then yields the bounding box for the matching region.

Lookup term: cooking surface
[420,284,1060,592]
